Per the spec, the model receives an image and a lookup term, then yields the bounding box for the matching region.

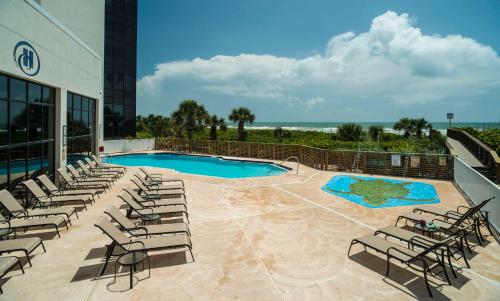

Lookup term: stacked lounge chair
[348,197,495,297]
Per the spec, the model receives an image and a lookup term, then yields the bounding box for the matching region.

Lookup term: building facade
[0,0,136,189]
[103,0,137,139]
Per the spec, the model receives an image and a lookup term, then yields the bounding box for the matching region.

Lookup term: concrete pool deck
[1,160,499,300]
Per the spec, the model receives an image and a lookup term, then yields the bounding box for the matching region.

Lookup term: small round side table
[114,251,150,289]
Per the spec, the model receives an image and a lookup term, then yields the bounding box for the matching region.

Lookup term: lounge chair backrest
[37,175,59,192]
[104,205,136,229]
[67,165,82,177]
[76,160,91,172]
[450,197,494,228]
[85,157,97,167]
[23,179,48,199]
[135,174,154,186]
[95,216,130,245]
[57,168,75,183]
[130,178,147,192]
[124,188,146,203]
[91,154,100,162]
[140,168,154,180]
[0,190,25,212]
[118,192,142,210]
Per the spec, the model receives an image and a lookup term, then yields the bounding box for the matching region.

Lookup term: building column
[55,88,67,181]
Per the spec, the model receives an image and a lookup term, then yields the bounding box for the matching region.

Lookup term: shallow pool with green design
[322,175,440,208]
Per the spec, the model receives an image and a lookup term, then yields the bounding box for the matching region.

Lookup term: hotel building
[0,0,137,188]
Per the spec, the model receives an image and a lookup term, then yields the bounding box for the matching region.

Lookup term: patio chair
[57,168,110,190]
[130,178,185,199]
[396,199,491,246]
[0,237,46,267]
[84,158,124,175]
[348,234,449,297]
[0,256,24,294]
[76,160,121,180]
[0,190,77,225]
[412,196,495,237]
[139,167,184,186]
[90,154,127,172]
[37,174,100,201]
[103,205,191,237]
[66,165,115,186]
[23,179,92,211]
[118,192,189,223]
[94,216,193,276]
[124,188,187,211]
[134,174,184,191]
[69,163,117,183]
[0,212,67,238]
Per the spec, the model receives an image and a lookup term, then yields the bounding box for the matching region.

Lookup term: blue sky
[137,0,500,122]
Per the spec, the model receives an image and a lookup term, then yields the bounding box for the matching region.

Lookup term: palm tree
[228,107,255,141]
[413,118,432,139]
[208,115,227,140]
[144,114,170,137]
[171,100,209,139]
[169,111,184,138]
[368,125,384,141]
[337,123,363,141]
[393,117,415,138]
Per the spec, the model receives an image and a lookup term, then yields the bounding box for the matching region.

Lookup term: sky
[136,0,500,122]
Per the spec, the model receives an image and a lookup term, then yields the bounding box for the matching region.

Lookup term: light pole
[447,113,454,128]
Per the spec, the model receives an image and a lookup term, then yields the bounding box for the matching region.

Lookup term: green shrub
[337,123,363,141]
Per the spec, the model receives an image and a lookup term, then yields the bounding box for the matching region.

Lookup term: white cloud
[137,11,500,121]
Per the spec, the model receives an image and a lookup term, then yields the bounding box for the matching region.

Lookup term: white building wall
[0,0,104,169]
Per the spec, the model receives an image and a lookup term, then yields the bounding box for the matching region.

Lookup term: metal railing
[453,157,500,232]
[156,138,454,180]
[277,156,300,174]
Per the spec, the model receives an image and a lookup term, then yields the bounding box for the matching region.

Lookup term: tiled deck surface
[1,161,499,300]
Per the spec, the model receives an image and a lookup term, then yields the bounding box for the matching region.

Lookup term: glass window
[0,149,7,188]
[67,93,73,109]
[10,146,27,182]
[28,83,42,102]
[42,142,54,173]
[82,97,89,111]
[0,100,7,145]
[104,104,113,115]
[113,104,123,115]
[82,111,90,135]
[0,75,6,99]
[10,101,27,143]
[43,105,54,140]
[67,111,73,137]
[9,78,26,101]
[42,86,54,104]
[27,143,42,177]
[73,110,82,136]
[28,104,43,142]
[73,94,82,110]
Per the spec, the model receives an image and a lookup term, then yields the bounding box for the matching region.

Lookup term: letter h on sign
[22,48,33,69]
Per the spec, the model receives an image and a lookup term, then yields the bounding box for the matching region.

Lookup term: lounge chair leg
[18,260,24,274]
[441,249,451,285]
[64,220,69,230]
[385,255,391,276]
[189,249,195,262]
[347,241,356,257]
[423,260,432,297]
[41,241,46,253]
[100,244,115,276]
[55,226,61,238]
[446,247,457,278]
[459,237,470,268]
[66,214,72,226]
[25,251,32,267]
[464,236,472,253]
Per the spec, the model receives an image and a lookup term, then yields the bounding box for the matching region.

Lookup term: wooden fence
[156,138,454,180]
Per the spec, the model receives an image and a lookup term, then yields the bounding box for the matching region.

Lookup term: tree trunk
[210,126,217,140]
[238,121,245,141]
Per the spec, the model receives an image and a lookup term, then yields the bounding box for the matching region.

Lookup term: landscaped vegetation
[136,100,447,153]
[457,127,500,155]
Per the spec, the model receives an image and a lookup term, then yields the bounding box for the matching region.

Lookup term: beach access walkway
[447,137,484,167]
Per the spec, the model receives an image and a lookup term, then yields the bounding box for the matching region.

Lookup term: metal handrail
[276,156,300,174]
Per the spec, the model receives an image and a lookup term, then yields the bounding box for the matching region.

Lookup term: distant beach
[227,122,499,134]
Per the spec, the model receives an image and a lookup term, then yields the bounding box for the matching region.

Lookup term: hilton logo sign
[13,41,40,76]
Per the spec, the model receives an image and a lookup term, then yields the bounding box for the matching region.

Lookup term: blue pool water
[103,153,287,178]
[322,175,440,208]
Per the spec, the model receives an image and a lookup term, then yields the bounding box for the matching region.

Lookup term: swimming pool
[103,153,288,178]
[322,175,440,208]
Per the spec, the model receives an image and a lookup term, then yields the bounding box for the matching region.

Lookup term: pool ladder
[276,156,299,174]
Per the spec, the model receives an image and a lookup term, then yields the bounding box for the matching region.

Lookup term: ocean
[227,122,499,134]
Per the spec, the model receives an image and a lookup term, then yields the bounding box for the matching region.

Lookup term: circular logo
[13,41,40,76]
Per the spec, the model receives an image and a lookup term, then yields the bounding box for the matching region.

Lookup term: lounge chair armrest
[11,211,28,219]
[130,226,148,237]
[456,205,470,213]
[409,236,435,248]
[138,208,154,215]
[387,247,416,260]
[121,240,146,252]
